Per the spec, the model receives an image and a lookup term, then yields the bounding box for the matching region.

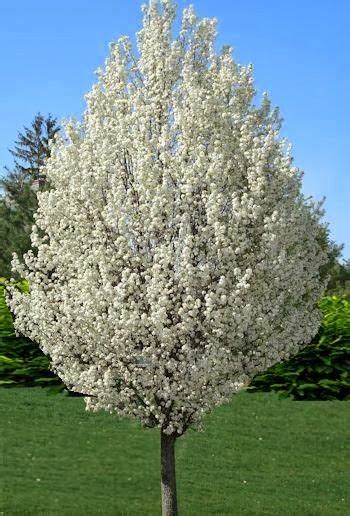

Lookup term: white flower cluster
[8,0,328,435]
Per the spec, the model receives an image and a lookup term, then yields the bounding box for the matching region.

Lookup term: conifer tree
[0,114,60,276]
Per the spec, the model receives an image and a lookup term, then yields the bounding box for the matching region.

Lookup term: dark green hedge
[0,277,64,390]
[2,276,350,402]
[248,296,350,400]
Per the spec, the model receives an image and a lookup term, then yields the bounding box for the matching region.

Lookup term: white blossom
[7,0,328,437]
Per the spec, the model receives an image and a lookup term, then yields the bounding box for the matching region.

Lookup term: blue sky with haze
[1,0,349,258]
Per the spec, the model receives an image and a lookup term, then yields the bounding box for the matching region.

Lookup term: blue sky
[1,0,349,258]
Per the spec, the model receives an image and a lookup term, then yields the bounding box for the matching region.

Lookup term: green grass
[0,388,349,515]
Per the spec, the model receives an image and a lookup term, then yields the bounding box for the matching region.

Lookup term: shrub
[0,277,63,389]
[248,296,350,400]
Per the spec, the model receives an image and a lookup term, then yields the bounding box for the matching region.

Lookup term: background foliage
[326,259,350,298]
[0,113,60,277]
[248,296,350,400]
[0,277,63,389]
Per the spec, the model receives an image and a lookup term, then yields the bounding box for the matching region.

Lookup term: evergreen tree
[0,114,60,277]
[5,113,59,180]
[0,185,38,277]
[327,258,350,297]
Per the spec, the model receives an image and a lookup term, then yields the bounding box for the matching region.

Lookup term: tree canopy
[7,2,330,514]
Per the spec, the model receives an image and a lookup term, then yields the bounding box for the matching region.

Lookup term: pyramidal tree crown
[8,0,327,437]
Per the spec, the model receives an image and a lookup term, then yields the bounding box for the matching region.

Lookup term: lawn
[0,388,349,515]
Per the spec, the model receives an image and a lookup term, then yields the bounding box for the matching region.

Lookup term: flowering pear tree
[8,1,328,514]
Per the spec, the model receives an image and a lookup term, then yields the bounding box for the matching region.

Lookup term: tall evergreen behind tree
[326,258,350,298]
[0,113,60,277]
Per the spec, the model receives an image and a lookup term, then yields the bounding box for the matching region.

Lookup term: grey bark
[161,432,178,516]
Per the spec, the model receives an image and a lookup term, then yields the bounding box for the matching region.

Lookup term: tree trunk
[161,431,178,516]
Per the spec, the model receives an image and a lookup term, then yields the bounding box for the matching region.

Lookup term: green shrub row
[0,277,64,390]
[2,277,350,400]
[248,296,350,400]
